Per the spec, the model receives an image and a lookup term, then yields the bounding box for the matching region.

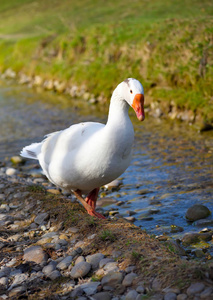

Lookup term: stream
[1,82,213,253]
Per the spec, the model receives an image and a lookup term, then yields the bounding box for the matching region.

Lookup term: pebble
[99,258,114,268]
[57,255,73,270]
[34,212,49,225]
[75,256,85,264]
[9,273,28,290]
[101,271,123,287]
[5,168,17,176]
[200,286,213,298]
[187,282,205,296]
[177,294,187,300]
[48,270,61,280]
[104,262,119,272]
[164,292,177,300]
[23,245,48,264]
[86,253,105,269]
[96,197,118,207]
[92,291,112,300]
[136,285,145,293]
[70,261,91,278]
[122,272,137,287]
[125,290,138,300]
[8,285,26,298]
[42,261,57,276]
[80,282,101,295]
[0,277,8,288]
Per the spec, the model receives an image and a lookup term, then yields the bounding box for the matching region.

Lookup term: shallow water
[1,82,213,246]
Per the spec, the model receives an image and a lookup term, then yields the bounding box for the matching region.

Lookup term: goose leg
[85,188,99,209]
[73,189,106,219]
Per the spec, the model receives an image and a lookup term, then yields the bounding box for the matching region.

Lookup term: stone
[125,290,138,300]
[80,282,101,295]
[136,285,145,293]
[6,168,17,176]
[200,287,213,298]
[177,295,187,300]
[70,261,91,278]
[42,261,57,276]
[0,277,8,288]
[194,219,213,226]
[170,225,184,233]
[43,79,54,90]
[48,270,61,280]
[37,237,52,245]
[164,292,177,300]
[150,294,164,300]
[9,273,28,289]
[186,204,211,221]
[57,256,73,270]
[99,258,114,268]
[104,262,119,273]
[122,273,137,287]
[3,68,16,79]
[192,249,205,258]
[125,266,136,274]
[0,194,5,201]
[92,292,112,300]
[23,246,48,264]
[42,231,58,238]
[187,282,205,296]
[10,156,23,164]
[19,73,31,84]
[70,286,83,298]
[34,212,49,225]
[111,250,122,258]
[163,287,180,294]
[182,233,200,246]
[152,278,162,291]
[75,256,85,265]
[8,285,26,298]
[33,75,43,86]
[109,210,119,216]
[164,241,186,256]
[96,197,118,207]
[125,217,136,223]
[86,253,105,269]
[69,227,79,233]
[101,271,123,287]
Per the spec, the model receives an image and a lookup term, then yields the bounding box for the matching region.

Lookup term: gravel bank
[0,161,213,299]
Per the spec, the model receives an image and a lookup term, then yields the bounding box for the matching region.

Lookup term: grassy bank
[0,0,213,122]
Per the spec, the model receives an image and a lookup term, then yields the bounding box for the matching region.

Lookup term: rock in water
[185,204,211,221]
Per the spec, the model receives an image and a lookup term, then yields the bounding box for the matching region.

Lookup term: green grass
[0,0,212,120]
[99,229,116,242]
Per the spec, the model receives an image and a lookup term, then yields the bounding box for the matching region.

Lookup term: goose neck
[107,92,129,125]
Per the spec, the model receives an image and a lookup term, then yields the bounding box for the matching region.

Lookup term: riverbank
[0,158,213,299]
[0,0,213,127]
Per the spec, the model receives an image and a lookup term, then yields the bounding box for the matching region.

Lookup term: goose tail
[20,142,41,160]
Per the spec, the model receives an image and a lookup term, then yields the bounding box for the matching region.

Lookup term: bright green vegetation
[0,0,212,120]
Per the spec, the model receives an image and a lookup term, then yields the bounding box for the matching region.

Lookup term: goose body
[21,78,145,218]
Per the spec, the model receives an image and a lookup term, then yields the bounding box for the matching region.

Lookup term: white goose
[21,78,145,219]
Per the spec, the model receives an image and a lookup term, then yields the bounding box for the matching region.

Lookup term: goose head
[116,78,145,121]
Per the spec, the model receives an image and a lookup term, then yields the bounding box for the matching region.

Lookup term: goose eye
[130,90,133,94]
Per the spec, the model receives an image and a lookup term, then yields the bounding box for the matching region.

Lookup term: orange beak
[132,94,145,121]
